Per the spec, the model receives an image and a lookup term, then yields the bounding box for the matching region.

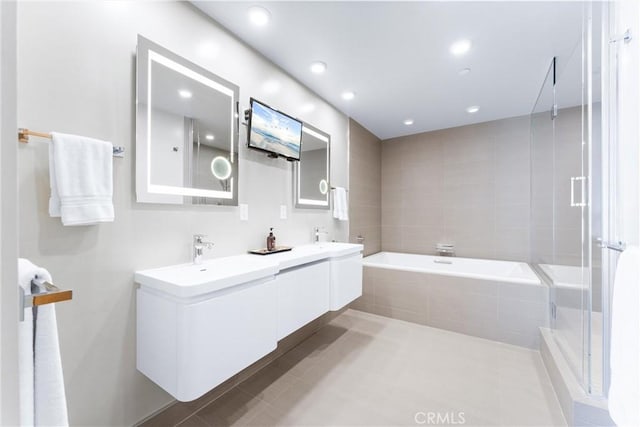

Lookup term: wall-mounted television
[247,98,303,161]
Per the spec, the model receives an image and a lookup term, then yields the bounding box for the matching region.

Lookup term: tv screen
[248,98,303,160]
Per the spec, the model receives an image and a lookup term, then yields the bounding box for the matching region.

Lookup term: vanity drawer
[137,277,277,402]
[276,261,330,340]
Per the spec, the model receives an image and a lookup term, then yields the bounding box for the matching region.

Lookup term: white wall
[0,1,20,425]
[613,0,640,246]
[16,2,348,425]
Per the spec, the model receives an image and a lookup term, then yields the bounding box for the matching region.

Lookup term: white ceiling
[192,1,586,140]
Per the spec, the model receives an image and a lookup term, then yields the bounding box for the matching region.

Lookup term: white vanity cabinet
[330,252,363,310]
[136,277,277,402]
[276,261,330,340]
[135,242,363,402]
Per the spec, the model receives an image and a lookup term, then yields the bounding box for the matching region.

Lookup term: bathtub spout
[436,243,455,257]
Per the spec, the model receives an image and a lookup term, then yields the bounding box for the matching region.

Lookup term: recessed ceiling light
[458,67,471,76]
[310,61,327,74]
[403,119,414,126]
[450,39,471,56]
[248,6,271,26]
[205,134,215,141]
[466,105,480,114]
[341,91,355,101]
[178,89,192,99]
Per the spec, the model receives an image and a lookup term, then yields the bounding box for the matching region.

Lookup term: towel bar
[330,186,349,192]
[596,238,627,253]
[18,128,125,158]
[19,279,73,322]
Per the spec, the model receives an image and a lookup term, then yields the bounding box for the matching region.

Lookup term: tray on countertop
[248,246,293,255]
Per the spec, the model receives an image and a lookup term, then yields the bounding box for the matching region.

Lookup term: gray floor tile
[152,309,566,427]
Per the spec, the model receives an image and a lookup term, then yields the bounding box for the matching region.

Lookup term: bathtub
[354,252,548,348]
[363,252,541,285]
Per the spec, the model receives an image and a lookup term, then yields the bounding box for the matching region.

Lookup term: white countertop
[135,242,363,299]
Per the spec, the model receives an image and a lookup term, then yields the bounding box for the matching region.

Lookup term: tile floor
[148,309,566,426]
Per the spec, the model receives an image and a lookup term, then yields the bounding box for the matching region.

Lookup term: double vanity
[135,242,363,402]
[133,34,354,403]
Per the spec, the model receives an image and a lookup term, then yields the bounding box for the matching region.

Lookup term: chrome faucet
[193,234,214,265]
[313,226,328,243]
[436,243,455,257]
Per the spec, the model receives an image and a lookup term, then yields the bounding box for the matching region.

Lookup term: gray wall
[531,106,583,266]
[381,115,531,261]
[16,2,348,425]
[1,1,20,424]
[348,119,381,256]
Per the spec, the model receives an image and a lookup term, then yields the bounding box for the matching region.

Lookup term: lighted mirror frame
[135,35,239,205]
[294,124,330,210]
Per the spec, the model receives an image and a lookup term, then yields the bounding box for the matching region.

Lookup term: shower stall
[530,2,610,397]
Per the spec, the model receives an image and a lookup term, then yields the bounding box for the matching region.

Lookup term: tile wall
[348,119,382,256]
[381,115,531,261]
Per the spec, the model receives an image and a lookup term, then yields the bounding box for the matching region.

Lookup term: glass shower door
[530,2,604,395]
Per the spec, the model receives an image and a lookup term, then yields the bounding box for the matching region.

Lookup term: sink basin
[135,255,279,298]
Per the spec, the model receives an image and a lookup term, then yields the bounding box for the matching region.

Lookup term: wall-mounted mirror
[294,124,330,209]
[136,35,239,205]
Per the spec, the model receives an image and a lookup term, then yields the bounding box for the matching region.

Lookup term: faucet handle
[193,234,207,243]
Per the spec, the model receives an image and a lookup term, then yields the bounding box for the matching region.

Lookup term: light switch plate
[280,205,287,219]
[240,204,249,221]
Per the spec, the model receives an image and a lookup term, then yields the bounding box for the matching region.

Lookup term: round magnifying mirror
[319,179,328,195]
[210,156,232,180]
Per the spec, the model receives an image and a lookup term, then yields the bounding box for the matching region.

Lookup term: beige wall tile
[380,113,535,261]
[349,119,382,255]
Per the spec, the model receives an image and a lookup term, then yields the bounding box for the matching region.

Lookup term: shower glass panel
[531,52,588,392]
[555,37,590,391]
[530,2,605,395]
[530,59,555,268]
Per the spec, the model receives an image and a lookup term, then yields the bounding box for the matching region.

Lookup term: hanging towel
[18,258,69,427]
[49,132,114,226]
[608,246,640,427]
[332,187,349,221]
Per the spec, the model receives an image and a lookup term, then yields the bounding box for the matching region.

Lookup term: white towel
[332,187,349,221]
[608,246,640,427]
[49,132,114,226]
[18,259,69,427]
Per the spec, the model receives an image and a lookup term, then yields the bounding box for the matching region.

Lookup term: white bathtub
[355,252,548,348]
[538,264,585,289]
[363,252,541,285]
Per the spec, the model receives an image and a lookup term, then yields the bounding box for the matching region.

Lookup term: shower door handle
[570,176,586,207]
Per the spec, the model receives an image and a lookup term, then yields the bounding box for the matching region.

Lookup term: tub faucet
[193,234,214,265]
[436,243,455,257]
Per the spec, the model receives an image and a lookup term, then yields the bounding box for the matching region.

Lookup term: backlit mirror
[294,124,330,209]
[136,35,239,205]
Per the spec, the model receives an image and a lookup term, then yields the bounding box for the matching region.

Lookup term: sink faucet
[313,226,328,243]
[193,234,214,265]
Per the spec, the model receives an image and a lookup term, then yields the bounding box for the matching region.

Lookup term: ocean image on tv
[249,101,302,159]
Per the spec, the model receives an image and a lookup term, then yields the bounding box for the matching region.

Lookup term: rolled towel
[18,259,69,427]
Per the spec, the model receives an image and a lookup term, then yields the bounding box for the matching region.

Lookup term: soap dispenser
[267,227,276,251]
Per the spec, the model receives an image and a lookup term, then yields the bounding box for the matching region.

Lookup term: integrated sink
[134,243,364,299]
[135,255,279,298]
[135,241,363,402]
